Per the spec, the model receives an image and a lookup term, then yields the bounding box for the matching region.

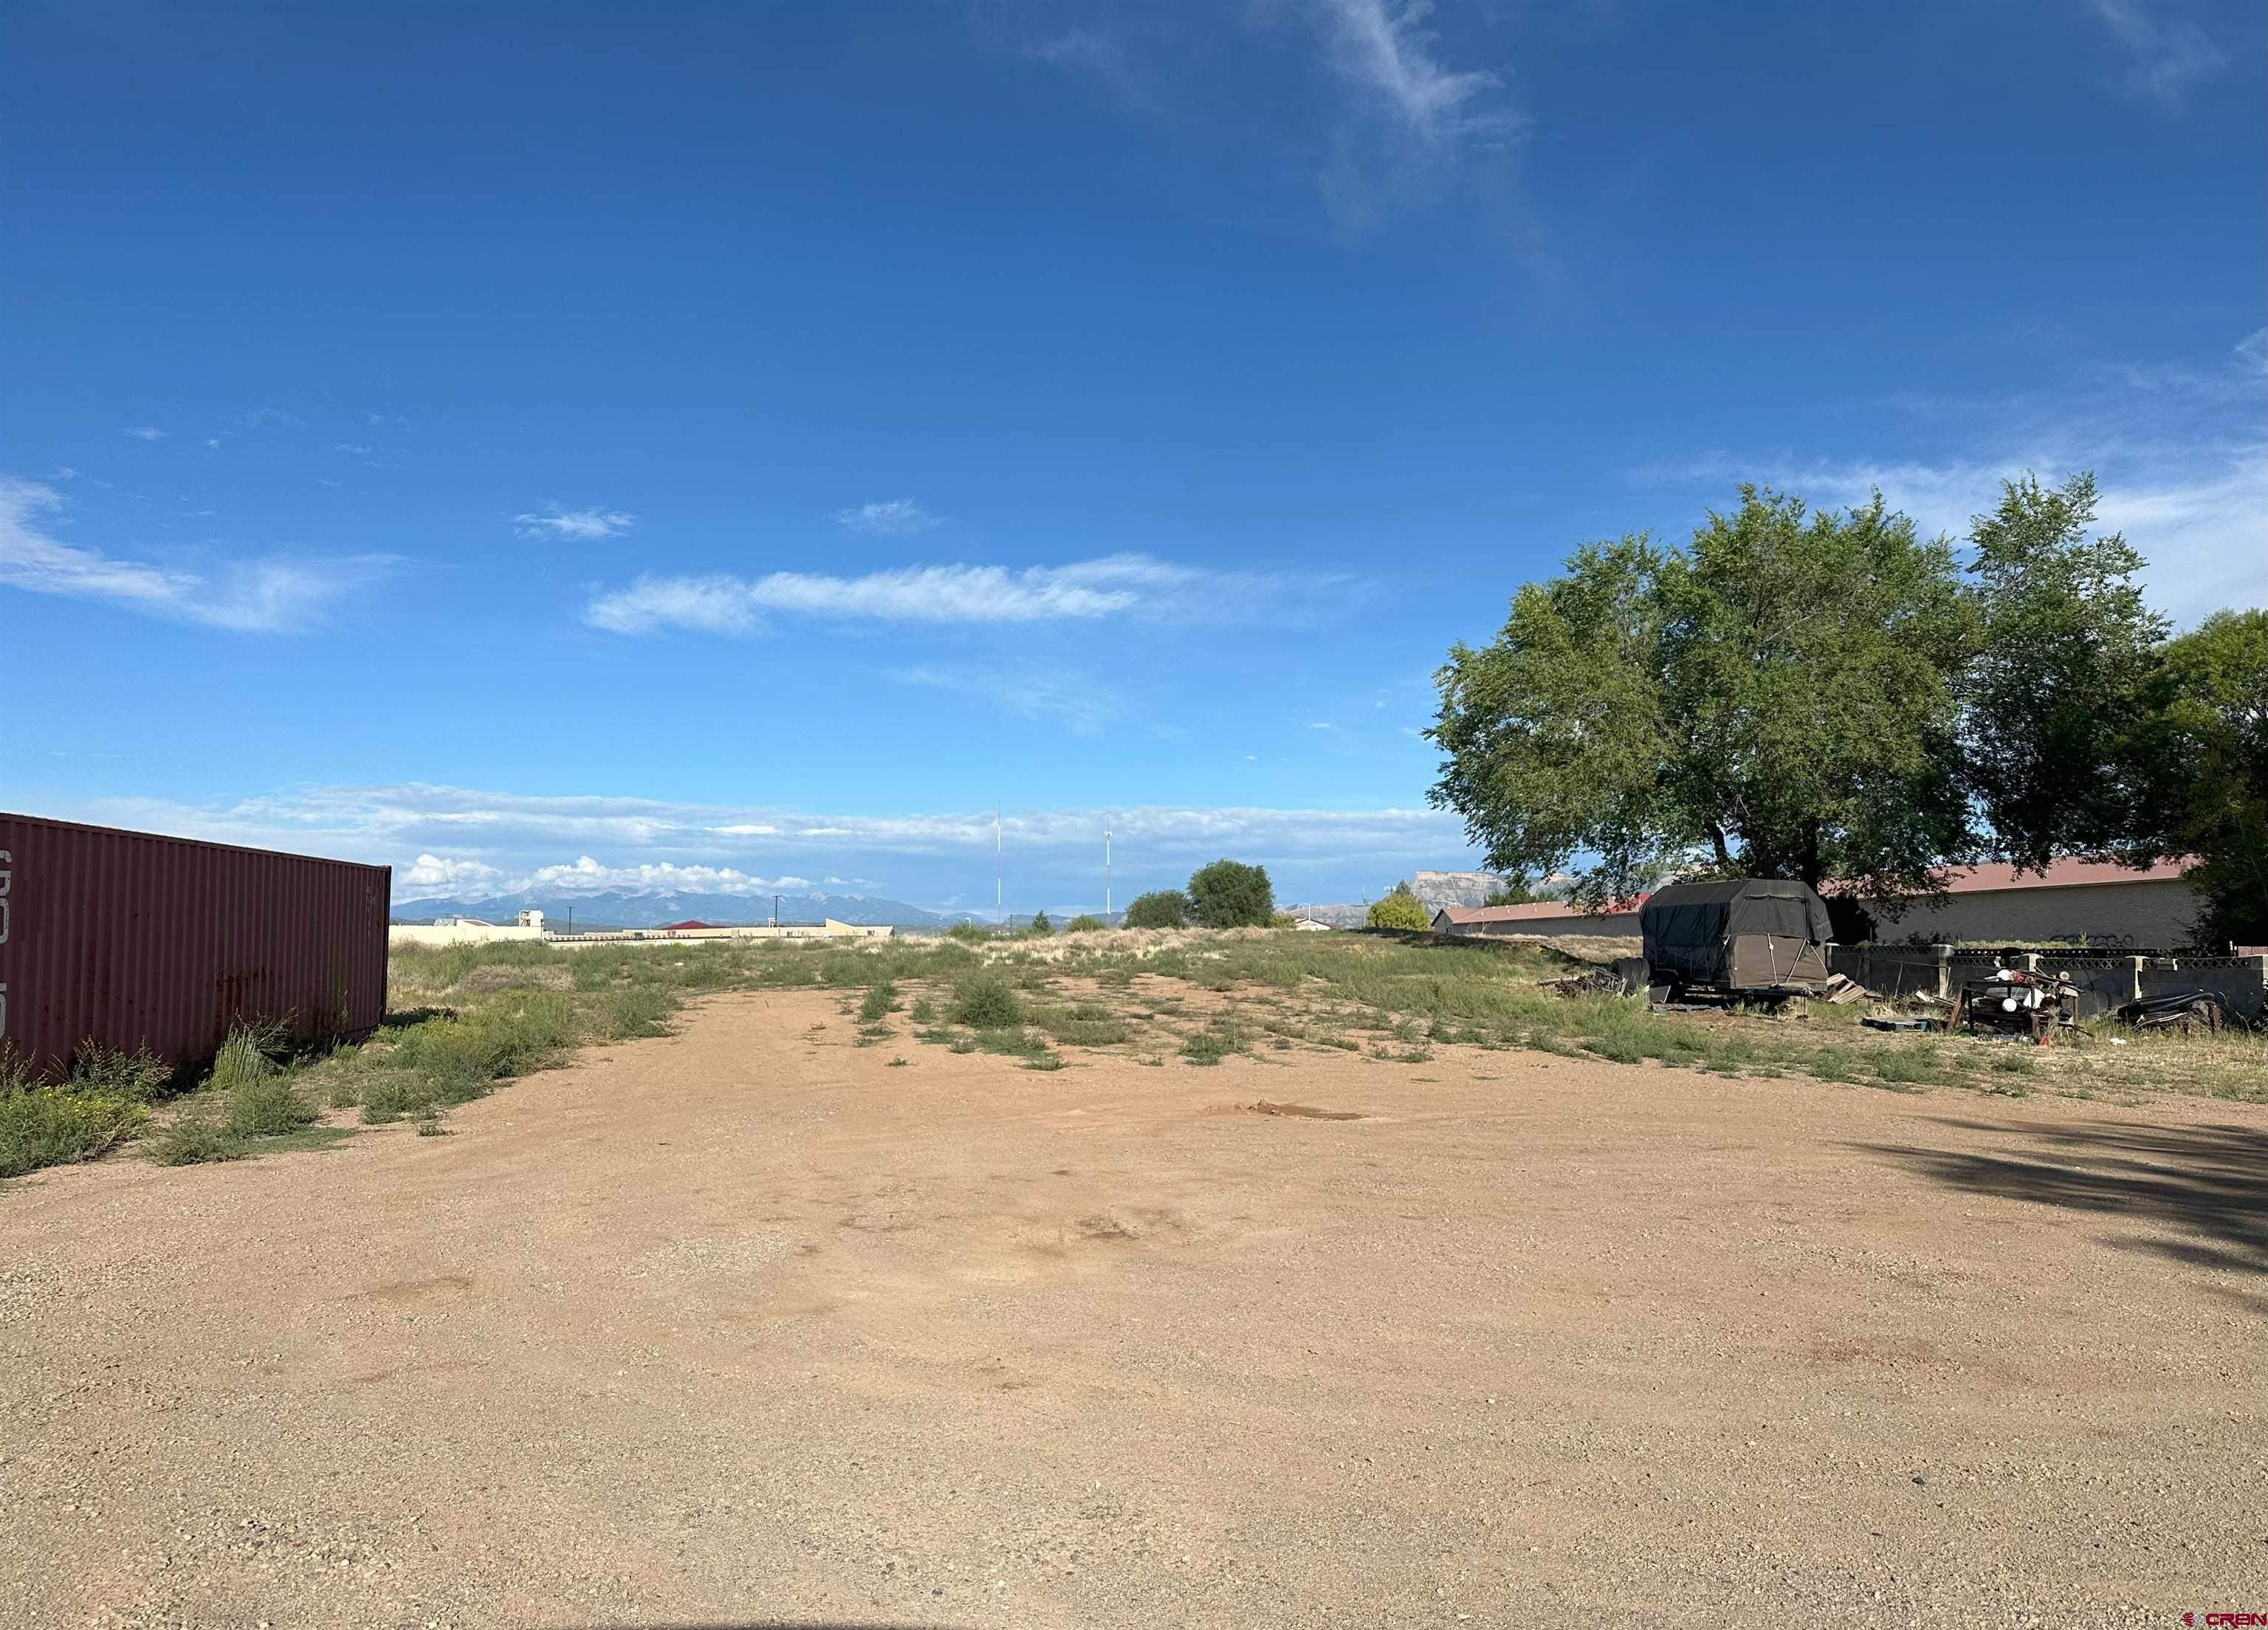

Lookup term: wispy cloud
[515,503,636,541]
[123,426,168,441]
[0,475,396,633]
[334,443,372,456]
[1014,0,1519,231]
[233,408,307,431]
[836,498,941,537]
[893,665,1124,734]
[1313,0,1516,147]
[1629,329,2266,625]
[585,553,1301,635]
[70,781,1475,903]
[2084,0,2227,108]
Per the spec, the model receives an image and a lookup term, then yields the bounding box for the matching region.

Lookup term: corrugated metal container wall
[0,814,391,1077]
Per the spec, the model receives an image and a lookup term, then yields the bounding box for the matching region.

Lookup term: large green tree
[1121,890,1189,929]
[1367,885,1433,931]
[1186,859,1275,928]
[1965,472,2168,867]
[1431,487,1979,911]
[2125,609,2268,947]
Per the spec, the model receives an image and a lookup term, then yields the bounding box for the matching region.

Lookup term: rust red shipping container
[0,813,390,1077]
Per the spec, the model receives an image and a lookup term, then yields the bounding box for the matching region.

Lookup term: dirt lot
[4,988,2263,1629]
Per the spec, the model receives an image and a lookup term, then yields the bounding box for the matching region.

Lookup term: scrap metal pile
[2114,990,2233,1034]
[1951,967,2079,1044]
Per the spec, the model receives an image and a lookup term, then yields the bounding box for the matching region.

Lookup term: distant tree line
[1429,474,2267,946]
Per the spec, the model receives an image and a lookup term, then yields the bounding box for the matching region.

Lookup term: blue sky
[4,0,2262,914]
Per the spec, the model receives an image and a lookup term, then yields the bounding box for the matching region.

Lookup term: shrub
[946,922,993,944]
[0,1040,177,1180]
[1025,910,1054,936]
[1367,888,1433,932]
[1186,860,1274,928]
[1,1083,151,1177]
[857,981,901,1022]
[947,975,1025,1029]
[1178,1021,1248,1066]
[69,1040,174,1103]
[208,1026,278,1096]
[224,1073,317,1138]
[1123,890,1189,929]
[1065,915,1107,933]
[598,983,676,1039]
[148,1113,250,1166]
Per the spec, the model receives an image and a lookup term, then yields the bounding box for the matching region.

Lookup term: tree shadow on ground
[1849,1116,2268,1281]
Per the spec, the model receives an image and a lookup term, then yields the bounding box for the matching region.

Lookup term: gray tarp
[1641,878,1835,991]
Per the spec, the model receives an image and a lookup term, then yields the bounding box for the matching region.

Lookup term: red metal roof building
[1430,859,2204,950]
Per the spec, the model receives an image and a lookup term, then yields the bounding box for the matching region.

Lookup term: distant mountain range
[391,888,970,929]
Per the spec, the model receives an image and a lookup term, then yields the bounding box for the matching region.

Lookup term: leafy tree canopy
[1367,886,1433,931]
[1966,472,2168,867]
[1122,890,1189,929]
[1065,914,1107,933]
[1186,859,1275,928]
[2125,608,2268,946]
[1432,486,1978,909]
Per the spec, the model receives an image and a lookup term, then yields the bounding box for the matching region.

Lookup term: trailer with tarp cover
[1640,878,1835,1000]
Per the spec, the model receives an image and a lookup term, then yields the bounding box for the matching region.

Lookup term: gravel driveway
[4,988,2262,1628]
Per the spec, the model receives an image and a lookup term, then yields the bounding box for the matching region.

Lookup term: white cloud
[836,499,941,537]
[522,856,810,895]
[2085,0,2227,108]
[334,443,371,455]
[0,475,396,633]
[893,666,1123,734]
[1628,329,2267,626]
[1314,0,1514,146]
[123,426,168,441]
[585,553,1293,634]
[1014,1,1519,232]
[401,853,506,893]
[515,503,636,541]
[69,782,1474,901]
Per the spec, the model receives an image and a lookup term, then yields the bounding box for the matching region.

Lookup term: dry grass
[13,926,2258,1190]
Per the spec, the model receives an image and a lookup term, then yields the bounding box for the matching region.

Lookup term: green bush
[1122,890,1189,929]
[946,921,993,944]
[1,1084,151,1178]
[0,1040,171,1180]
[1025,910,1054,936]
[69,1040,175,1103]
[947,975,1025,1029]
[148,1114,250,1166]
[857,981,901,1022]
[1065,915,1107,933]
[1178,1022,1248,1066]
[224,1073,317,1138]
[1186,860,1274,928]
[1367,888,1433,931]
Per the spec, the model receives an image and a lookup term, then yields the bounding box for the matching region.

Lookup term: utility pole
[771,893,781,928]
[1104,818,1112,919]
[994,803,1003,927]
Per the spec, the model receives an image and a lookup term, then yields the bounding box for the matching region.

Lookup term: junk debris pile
[1952,967,2079,1045]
